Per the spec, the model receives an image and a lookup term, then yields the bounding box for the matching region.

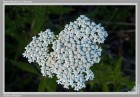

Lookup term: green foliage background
[5,5,135,92]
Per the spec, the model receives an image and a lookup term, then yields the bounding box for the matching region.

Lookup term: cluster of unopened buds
[23,15,108,91]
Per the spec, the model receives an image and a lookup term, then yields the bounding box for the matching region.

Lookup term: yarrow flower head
[23,15,108,91]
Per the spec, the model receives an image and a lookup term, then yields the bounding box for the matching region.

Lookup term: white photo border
[1,1,139,97]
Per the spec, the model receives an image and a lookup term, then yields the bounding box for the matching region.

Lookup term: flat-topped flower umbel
[23,15,108,91]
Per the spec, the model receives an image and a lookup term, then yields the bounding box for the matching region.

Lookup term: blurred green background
[5,5,135,92]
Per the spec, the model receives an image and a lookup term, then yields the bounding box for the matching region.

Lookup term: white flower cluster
[22,29,55,76]
[23,15,108,91]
